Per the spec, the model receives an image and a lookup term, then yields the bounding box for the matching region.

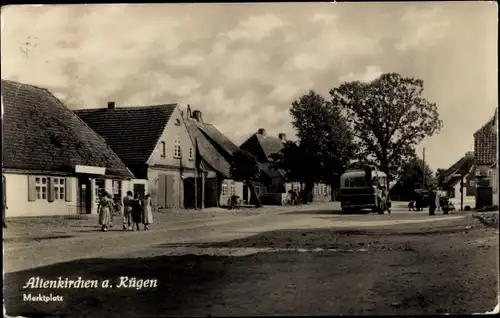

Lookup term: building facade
[75,103,197,210]
[2,80,133,217]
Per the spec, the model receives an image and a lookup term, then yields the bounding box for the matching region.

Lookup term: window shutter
[65,178,72,202]
[27,176,37,202]
[48,177,55,202]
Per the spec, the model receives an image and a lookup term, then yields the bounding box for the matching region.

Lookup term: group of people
[98,190,154,232]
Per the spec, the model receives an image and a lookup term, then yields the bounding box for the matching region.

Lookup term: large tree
[270,140,317,185]
[289,90,356,200]
[330,73,443,181]
[230,149,262,207]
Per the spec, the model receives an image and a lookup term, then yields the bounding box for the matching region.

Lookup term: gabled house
[474,108,499,208]
[183,106,244,207]
[439,152,475,203]
[1,80,134,217]
[75,102,197,209]
[239,128,331,204]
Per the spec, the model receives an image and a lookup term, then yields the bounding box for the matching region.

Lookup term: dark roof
[197,123,240,157]
[474,109,498,165]
[1,79,134,178]
[259,162,285,179]
[240,133,284,162]
[442,152,475,184]
[74,104,177,171]
[185,119,232,178]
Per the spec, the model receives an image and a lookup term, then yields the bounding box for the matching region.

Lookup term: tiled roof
[240,133,284,162]
[440,152,475,187]
[196,123,240,157]
[474,110,498,165]
[185,119,232,178]
[74,104,176,171]
[259,162,285,179]
[1,79,134,178]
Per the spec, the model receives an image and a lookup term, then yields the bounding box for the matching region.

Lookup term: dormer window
[175,118,181,126]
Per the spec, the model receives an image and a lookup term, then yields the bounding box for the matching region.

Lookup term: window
[345,177,366,187]
[175,118,181,126]
[230,182,236,196]
[53,177,65,200]
[95,179,105,202]
[221,184,228,196]
[469,180,475,187]
[173,139,181,158]
[112,180,122,201]
[35,177,47,200]
[189,147,194,161]
[160,141,166,157]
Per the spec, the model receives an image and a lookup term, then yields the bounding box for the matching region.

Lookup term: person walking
[428,188,437,216]
[131,192,143,231]
[98,190,113,232]
[122,191,133,230]
[142,194,154,230]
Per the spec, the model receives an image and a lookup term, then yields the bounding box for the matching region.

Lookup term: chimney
[257,128,266,136]
[192,110,203,123]
[278,133,287,142]
[107,101,115,109]
[186,104,192,119]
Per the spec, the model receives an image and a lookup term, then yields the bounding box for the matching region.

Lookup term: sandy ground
[3,203,499,316]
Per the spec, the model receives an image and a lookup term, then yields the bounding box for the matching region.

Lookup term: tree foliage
[230,149,262,207]
[289,90,356,190]
[270,140,318,185]
[393,157,436,200]
[330,73,443,179]
[400,157,436,188]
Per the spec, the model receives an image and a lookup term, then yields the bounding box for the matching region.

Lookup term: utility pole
[422,147,426,188]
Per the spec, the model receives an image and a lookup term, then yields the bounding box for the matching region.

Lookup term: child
[408,200,416,211]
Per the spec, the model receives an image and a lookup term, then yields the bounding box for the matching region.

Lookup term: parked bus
[339,166,390,214]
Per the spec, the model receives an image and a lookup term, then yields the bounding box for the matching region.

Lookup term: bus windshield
[345,176,367,187]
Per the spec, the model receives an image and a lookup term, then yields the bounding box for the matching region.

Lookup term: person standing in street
[98,190,113,232]
[131,192,143,231]
[142,193,154,230]
[122,191,133,230]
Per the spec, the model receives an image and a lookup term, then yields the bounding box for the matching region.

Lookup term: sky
[1,2,498,171]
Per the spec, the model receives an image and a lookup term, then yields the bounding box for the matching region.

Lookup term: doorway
[133,183,146,197]
[78,177,92,214]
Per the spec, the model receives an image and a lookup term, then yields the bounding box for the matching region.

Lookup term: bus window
[346,177,367,187]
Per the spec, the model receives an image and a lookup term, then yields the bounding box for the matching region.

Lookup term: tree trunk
[247,181,263,208]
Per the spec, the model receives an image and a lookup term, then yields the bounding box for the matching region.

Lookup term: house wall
[219,179,244,206]
[4,172,78,217]
[148,106,196,170]
[147,167,196,209]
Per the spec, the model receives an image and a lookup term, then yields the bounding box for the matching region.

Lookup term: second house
[75,102,197,209]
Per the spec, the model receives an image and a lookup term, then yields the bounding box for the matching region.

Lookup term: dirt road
[3,204,499,316]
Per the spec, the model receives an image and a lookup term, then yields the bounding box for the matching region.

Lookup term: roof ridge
[39,86,137,179]
[75,104,177,112]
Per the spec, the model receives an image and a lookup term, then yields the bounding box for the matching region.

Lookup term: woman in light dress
[98,190,114,232]
[142,194,154,230]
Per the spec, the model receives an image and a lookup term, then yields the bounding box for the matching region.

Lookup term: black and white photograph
[1,2,498,316]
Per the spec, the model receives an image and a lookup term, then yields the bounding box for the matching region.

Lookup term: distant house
[239,128,331,204]
[75,102,197,209]
[183,106,244,207]
[474,108,499,208]
[439,152,475,202]
[1,80,134,217]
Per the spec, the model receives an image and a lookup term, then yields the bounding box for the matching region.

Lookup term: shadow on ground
[280,208,372,216]
[4,219,498,317]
